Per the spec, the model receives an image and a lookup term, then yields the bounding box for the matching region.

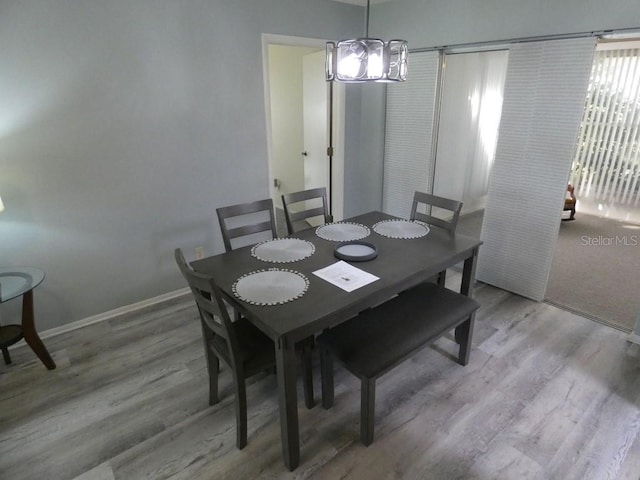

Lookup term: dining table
[191,210,482,471]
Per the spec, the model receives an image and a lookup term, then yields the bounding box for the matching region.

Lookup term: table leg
[275,336,299,471]
[456,246,479,347]
[460,246,480,298]
[21,290,56,370]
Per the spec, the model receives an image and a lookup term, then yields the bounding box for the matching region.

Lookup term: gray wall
[0,0,362,330]
[373,0,640,48]
[3,0,638,331]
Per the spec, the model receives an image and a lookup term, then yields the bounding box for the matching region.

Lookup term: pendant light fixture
[326,0,408,83]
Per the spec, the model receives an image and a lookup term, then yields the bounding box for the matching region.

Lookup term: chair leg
[360,378,376,446]
[437,269,447,287]
[320,346,334,409]
[208,354,219,405]
[233,376,248,450]
[301,343,315,409]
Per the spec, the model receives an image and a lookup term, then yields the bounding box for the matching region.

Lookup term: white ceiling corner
[328,0,393,6]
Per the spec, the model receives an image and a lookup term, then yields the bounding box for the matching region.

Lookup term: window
[571,41,640,221]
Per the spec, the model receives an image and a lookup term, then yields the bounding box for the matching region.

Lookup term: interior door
[264,36,344,223]
[302,50,329,196]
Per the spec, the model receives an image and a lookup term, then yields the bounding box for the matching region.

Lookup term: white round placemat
[232,269,309,306]
[251,238,315,263]
[315,222,371,241]
[372,219,430,239]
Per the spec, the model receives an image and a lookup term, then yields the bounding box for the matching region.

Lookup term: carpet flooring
[546,212,640,332]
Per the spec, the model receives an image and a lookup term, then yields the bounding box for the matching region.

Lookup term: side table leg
[22,290,56,370]
[2,347,11,365]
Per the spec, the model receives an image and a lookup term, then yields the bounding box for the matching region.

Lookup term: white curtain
[433,50,509,214]
[477,37,596,301]
[383,51,440,218]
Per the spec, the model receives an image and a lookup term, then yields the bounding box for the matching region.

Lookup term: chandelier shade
[325,0,408,83]
[326,38,408,82]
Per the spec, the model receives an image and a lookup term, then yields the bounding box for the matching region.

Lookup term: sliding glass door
[570,41,640,223]
[433,50,508,217]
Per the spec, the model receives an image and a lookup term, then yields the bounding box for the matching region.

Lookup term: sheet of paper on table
[312,260,380,293]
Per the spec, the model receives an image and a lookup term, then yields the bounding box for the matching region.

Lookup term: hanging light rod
[326,0,408,83]
[408,27,640,54]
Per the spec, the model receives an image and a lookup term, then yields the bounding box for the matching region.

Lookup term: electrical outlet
[195,246,204,259]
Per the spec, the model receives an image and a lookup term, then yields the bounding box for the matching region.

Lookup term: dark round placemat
[334,241,378,262]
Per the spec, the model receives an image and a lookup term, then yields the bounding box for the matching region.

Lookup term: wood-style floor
[2,274,640,480]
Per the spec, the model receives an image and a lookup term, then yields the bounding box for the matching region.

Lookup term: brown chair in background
[216,198,278,252]
[281,187,333,235]
[563,184,576,221]
[175,248,315,449]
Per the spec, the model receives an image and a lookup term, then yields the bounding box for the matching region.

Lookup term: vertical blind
[383,51,440,218]
[571,46,640,211]
[477,38,596,301]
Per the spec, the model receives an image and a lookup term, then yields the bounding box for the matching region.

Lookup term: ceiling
[329,0,393,5]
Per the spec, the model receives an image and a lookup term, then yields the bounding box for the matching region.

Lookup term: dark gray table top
[192,211,481,342]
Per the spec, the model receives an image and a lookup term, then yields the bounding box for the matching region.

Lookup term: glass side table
[0,267,56,370]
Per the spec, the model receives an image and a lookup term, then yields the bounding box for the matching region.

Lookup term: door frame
[261,33,345,221]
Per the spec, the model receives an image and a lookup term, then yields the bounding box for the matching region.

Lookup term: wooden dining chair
[174,248,315,449]
[410,191,463,234]
[410,191,463,286]
[281,187,333,235]
[216,198,278,252]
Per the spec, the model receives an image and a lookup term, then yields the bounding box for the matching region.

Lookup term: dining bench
[317,282,480,446]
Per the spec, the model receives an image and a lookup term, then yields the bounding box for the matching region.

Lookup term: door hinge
[327,146,334,157]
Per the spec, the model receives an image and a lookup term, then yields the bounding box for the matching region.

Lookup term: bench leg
[320,346,334,409]
[455,314,475,366]
[360,378,376,446]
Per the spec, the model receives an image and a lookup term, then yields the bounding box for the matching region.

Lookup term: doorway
[545,39,640,332]
[433,49,509,237]
[262,35,345,233]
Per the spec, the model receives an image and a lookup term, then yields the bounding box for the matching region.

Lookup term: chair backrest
[174,248,241,369]
[216,198,278,252]
[281,187,333,235]
[410,192,463,234]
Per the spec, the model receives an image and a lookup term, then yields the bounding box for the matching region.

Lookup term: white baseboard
[39,287,191,341]
[627,333,640,345]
